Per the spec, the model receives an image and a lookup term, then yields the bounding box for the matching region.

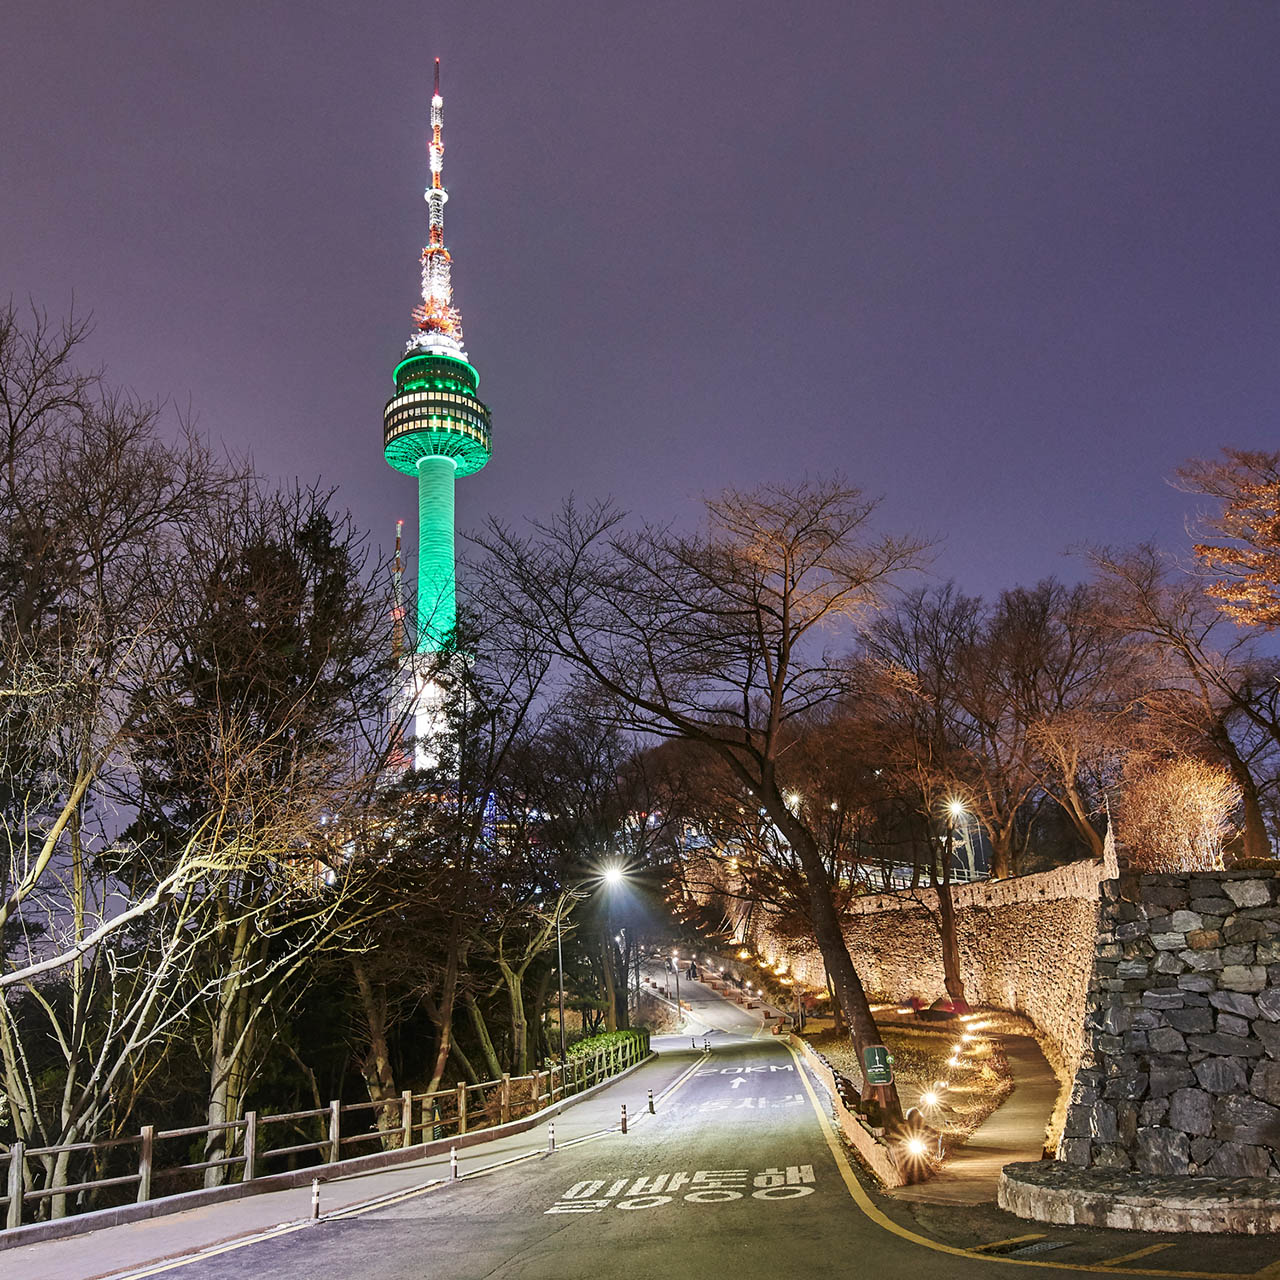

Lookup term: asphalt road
[125,1020,1280,1280]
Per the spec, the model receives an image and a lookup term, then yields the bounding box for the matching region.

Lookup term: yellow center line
[781,1039,1247,1280]
[1103,1246,1177,1268]
[974,1234,1047,1253]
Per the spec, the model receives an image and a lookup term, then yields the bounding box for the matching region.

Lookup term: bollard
[703,1038,711,1052]
[547,1122,556,1153]
[450,1147,459,1181]
[647,1088,655,1114]
[620,1103,628,1134]
[691,1037,697,1050]
[310,1178,320,1220]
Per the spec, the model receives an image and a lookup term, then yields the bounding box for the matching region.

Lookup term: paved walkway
[2,1044,705,1280]
[890,1034,1059,1206]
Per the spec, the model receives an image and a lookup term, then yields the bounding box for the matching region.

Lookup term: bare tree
[478,478,927,1115]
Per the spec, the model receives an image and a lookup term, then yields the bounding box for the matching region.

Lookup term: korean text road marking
[546,1166,815,1214]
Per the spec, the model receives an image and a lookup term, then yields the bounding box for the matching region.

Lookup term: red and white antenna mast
[410,58,465,357]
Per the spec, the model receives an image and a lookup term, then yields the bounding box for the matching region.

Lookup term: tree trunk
[204,915,255,1188]
[1057,779,1106,861]
[504,966,528,1076]
[933,825,966,1004]
[772,801,901,1123]
[601,940,619,1032]
[1214,724,1271,862]
[351,957,400,1148]
[988,832,1012,880]
[425,930,463,1096]
[465,994,503,1080]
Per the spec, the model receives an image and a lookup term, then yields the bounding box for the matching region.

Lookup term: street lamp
[554,865,629,1064]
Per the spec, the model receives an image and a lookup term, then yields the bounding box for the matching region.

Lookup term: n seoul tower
[383,59,491,658]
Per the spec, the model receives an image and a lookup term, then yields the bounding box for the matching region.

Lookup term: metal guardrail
[0,1036,645,1230]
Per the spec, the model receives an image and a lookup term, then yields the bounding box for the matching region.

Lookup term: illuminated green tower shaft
[383,59,491,655]
[384,351,491,650]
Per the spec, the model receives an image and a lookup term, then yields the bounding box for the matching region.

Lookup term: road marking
[1102,1246,1176,1268]
[1252,1261,1280,1278]
[102,1222,311,1279]
[545,1165,816,1214]
[782,1038,1245,1278]
[974,1234,1047,1253]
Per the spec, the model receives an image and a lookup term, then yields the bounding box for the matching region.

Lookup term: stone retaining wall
[707,859,1106,1092]
[1061,870,1280,1178]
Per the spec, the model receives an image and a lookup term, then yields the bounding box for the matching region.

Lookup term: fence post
[401,1090,413,1149]
[456,1083,467,1136]
[6,1141,24,1230]
[136,1125,154,1203]
[500,1073,511,1125]
[328,1100,341,1164]
[243,1112,257,1183]
[532,1070,542,1110]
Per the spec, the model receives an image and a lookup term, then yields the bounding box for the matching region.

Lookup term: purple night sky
[5,2,1280,601]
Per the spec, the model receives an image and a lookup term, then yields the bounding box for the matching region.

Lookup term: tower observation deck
[383,59,491,655]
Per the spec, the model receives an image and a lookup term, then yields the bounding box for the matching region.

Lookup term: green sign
[863,1044,894,1085]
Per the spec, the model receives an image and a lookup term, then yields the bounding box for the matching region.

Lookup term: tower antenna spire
[410,56,464,357]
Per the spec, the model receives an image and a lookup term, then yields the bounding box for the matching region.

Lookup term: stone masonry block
[1168,1087,1213,1136]
[1210,990,1260,1018]
[1225,880,1273,909]
[1187,930,1223,950]
[1135,1126,1190,1175]
[1194,1056,1249,1094]
[1165,1007,1214,1034]
[1213,1094,1280,1149]
[1220,966,1267,993]
[1205,1141,1273,1176]
[1217,1012,1251,1039]
[1256,988,1280,1022]
[1187,1033,1264,1059]
[1148,1026,1188,1053]
[1251,1060,1280,1106]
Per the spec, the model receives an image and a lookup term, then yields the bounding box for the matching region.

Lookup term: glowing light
[905,1137,927,1157]
[961,1033,974,1043]
[603,866,625,887]
[921,1092,939,1108]
[947,1056,961,1068]
[947,799,966,819]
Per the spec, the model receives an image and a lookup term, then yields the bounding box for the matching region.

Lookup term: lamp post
[945,798,965,880]
[671,948,681,1014]
[554,866,627,1064]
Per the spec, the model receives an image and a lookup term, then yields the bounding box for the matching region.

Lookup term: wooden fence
[1,1035,647,1231]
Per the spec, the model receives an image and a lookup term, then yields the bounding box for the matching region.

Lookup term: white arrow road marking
[729,1078,747,1089]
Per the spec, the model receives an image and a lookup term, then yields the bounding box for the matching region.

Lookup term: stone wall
[1061,870,1280,1177]
[713,859,1106,1089]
